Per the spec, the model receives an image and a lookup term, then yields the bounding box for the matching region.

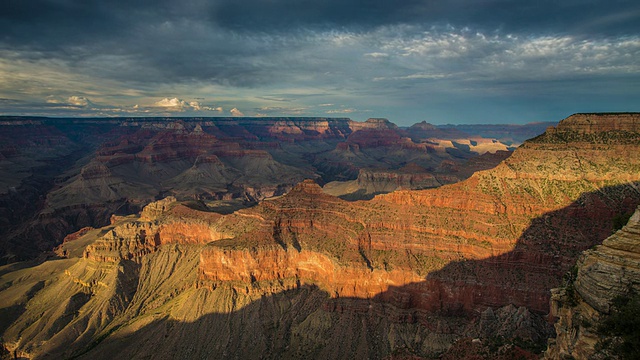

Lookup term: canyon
[545,205,640,359]
[0,116,531,264]
[1,113,639,359]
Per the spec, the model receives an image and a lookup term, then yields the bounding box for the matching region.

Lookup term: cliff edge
[545,206,640,359]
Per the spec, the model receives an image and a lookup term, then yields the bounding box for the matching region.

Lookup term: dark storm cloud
[0,0,639,123]
[211,0,640,36]
[2,0,639,50]
[1,0,126,49]
[1,1,334,87]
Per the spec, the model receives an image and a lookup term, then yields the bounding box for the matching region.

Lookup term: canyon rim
[1,113,640,359]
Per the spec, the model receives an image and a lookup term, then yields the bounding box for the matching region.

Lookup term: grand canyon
[1,113,639,359]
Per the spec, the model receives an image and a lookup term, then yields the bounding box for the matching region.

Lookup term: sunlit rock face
[197,113,640,315]
[0,116,515,264]
[553,113,640,134]
[373,113,640,313]
[2,113,640,359]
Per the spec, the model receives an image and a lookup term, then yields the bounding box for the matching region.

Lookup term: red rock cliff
[197,114,640,315]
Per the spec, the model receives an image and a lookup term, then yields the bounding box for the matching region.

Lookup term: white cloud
[230,107,244,116]
[365,52,389,58]
[154,97,187,109]
[67,96,92,107]
[192,102,223,112]
[255,106,308,115]
[153,97,223,112]
[374,73,449,81]
[1,23,639,123]
[326,108,357,114]
[44,95,94,108]
[45,96,63,104]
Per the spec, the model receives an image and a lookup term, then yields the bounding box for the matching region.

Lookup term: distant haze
[1,1,639,125]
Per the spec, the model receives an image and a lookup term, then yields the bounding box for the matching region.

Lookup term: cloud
[154,97,187,109]
[230,107,244,116]
[326,108,357,114]
[151,98,223,112]
[188,101,202,110]
[45,97,63,104]
[189,101,223,112]
[210,0,640,36]
[44,95,94,108]
[0,0,639,124]
[67,96,92,107]
[255,106,308,115]
[374,73,450,81]
[365,52,389,58]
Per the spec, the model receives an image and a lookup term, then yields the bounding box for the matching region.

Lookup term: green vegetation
[529,130,640,145]
[595,291,640,359]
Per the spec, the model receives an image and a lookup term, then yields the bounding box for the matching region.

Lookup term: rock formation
[432,121,558,146]
[1,113,640,359]
[0,116,515,264]
[553,112,640,134]
[545,206,640,359]
[323,152,511,200]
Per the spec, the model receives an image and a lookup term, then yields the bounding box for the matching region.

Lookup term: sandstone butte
[1,113,640,359]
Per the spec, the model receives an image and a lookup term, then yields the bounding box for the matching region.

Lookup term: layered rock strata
[545,206,640,359]
[1,113,640,359]
[1,116,528,263]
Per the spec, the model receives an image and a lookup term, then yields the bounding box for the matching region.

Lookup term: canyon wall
[0,116,515,263]
[545,206,640,359]
[2,113,640,359]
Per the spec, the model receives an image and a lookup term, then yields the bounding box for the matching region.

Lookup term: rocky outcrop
[554,113,640,134]
[89,114,640,356]
[198,114,640,320]
[82,199,230,263]
[342,118,413,149]
[2,113,640,359]
[373,113,640,314]
[545,206,640,359]
[1,116,533,263]
[356,166,443,190]
[323,152,512,200]
[324,166,450,200]
[435,121,558,146]
[405,120,520,154]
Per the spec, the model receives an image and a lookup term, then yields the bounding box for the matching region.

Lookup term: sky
[1,0,639,125]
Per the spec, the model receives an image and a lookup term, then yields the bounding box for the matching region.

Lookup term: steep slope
[1,113,640,359]
[545,206,640,359]
[1,116,523,264]
[433,121,558,146]
[0,120,127,263]
[320,118,512,196]
[323,152,510,200]
[374,113,640,314]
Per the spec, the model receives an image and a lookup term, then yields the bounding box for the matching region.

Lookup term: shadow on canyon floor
[46,182,640,359]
